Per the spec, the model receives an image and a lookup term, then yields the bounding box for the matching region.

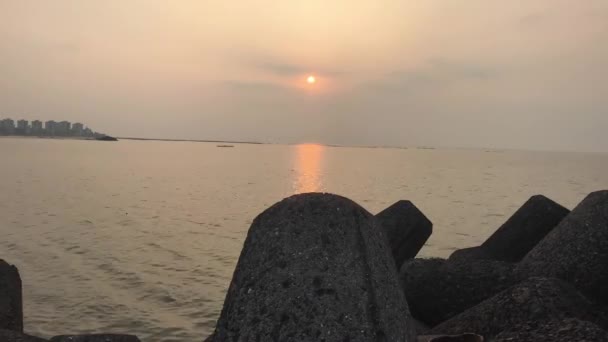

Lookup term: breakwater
[3,191,608,341]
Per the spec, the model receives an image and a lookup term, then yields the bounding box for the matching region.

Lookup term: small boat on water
[217,144,234,148]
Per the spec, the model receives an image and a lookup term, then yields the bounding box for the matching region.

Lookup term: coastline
[0,136,97,141]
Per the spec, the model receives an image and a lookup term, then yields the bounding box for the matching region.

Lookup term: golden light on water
[293,144,324,193]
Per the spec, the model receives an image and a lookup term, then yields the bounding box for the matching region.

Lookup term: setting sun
[307,75,316,84]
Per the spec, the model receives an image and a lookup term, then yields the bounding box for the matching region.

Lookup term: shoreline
[0,135,96,141]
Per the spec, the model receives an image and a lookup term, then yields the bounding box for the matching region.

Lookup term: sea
[1,137,607,341]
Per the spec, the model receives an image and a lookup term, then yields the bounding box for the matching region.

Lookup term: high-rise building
[0,118,15,135]
[56,121,71,136]
[31,120,43,134]
[72,122,84,136]
[1,118,103,137]
[45,120,57,135]
[16,120,29,135]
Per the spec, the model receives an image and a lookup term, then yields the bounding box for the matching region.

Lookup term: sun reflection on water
[293,144,325,194]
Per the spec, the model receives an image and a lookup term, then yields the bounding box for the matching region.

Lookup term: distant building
[16,120,29,135]
[0,118,15,135]
[72,122,84,136]
[56,121,71,136]
[31,120,43,135]
[45,120,57,135]
[1,117,104,137]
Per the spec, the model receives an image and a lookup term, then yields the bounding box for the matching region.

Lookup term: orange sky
[1,0,607,151]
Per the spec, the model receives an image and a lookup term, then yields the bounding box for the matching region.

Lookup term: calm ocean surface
[1,137,607,341]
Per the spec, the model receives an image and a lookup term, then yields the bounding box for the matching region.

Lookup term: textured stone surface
[400,258,518,326]
[417,334,483,342]
[429,277,608,339]
[450,195,569,263]
[50,334,140,342]
[212,193,416,342]
[0,260,23,332]
[491,318,608,342]
[448,247,489,262]
[376,200,433,268]
[517,190,608,304]
[413,319,430,335]
[0,330,48,342]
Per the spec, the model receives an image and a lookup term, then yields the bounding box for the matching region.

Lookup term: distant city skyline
[0,117,104,138]
[1,1,607,152]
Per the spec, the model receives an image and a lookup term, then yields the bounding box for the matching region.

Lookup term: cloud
[254,61,306,76]
[234,52,348,78]
[428,59,498,80]
[257,61,347,77]
[373,58,500,94]
[219,80,292,92]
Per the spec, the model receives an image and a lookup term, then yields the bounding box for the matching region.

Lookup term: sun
[307,75,316,84]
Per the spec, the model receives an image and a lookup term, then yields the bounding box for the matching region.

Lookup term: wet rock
[376,200,433,268]
[50,335,140,342]
[429,277,608,339]
[0,330,48,342]
[400,258,518,326]
[0,260,23,332]
[491,318,608,342]
[450,195,569,262]
[212,193,416,342]
[517,190,608,304]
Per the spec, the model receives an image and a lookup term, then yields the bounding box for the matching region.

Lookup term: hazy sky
[1,1,607,151]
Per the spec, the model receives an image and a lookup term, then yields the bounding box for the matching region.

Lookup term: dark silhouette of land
[117,137,263,144]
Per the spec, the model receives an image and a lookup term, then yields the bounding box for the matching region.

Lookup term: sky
[1,1,607,152]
